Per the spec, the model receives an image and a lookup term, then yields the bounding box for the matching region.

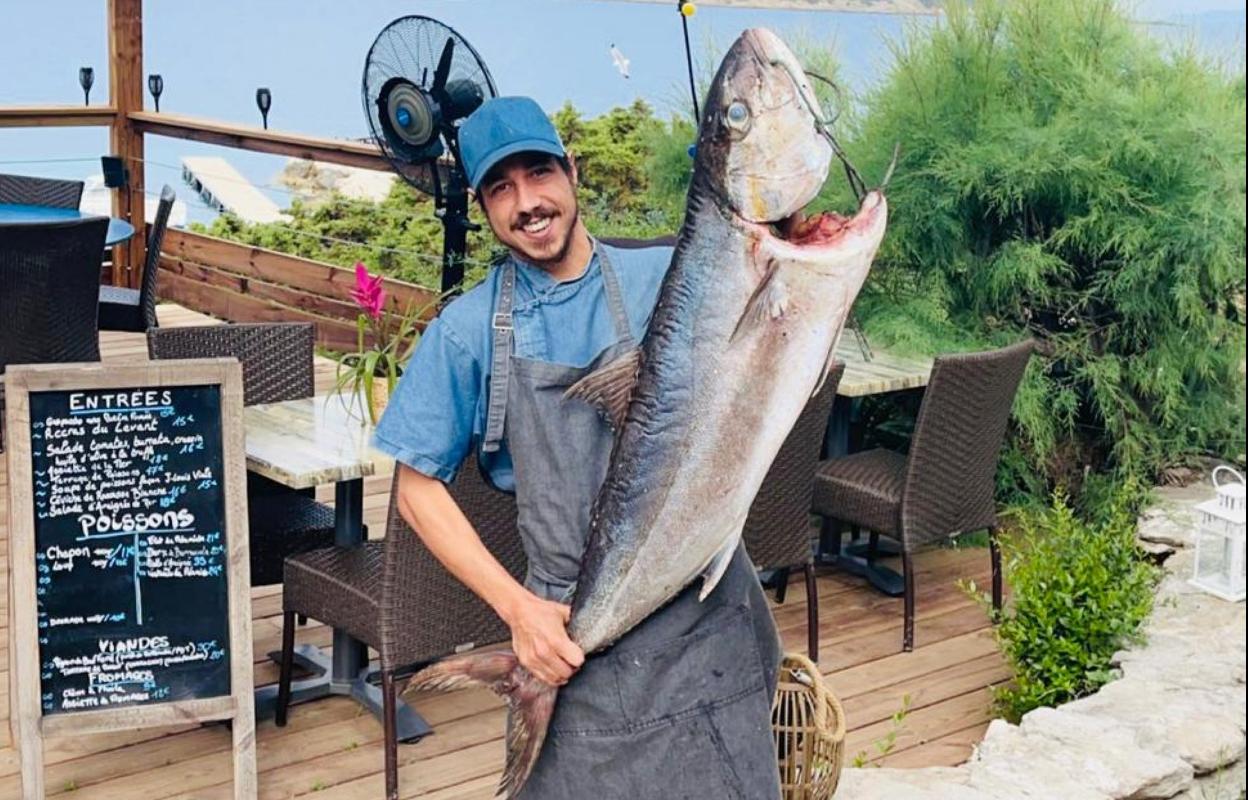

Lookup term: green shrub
[973,482,1159,722]
[842,0,1247,497]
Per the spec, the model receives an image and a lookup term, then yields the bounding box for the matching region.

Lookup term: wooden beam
[128,111,393,173]
[162,228,440,313]
[108,0,146,290]
[0,106,117,128]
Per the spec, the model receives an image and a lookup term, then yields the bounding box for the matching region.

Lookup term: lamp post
[255,87,272,130]
[79,67,94,106]
[148,74,164,112]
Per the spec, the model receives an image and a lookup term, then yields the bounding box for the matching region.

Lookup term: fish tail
[409,650,557,799]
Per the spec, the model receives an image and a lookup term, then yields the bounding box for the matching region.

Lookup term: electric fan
[362,16,497,293]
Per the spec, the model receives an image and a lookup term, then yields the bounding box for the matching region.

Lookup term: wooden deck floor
[0,304,1007,799]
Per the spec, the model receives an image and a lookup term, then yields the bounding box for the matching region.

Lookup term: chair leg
[902,552,916,652]
[803,562,819,662]
[773,567,791,604]
[989,526,1003,618]
[383,669,399,800]
[275,610,296,727]
[297,613,308,627]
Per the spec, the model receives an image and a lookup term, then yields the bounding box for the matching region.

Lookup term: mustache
[512,207,559,231]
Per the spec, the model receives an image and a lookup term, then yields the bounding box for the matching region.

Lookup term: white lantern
[1189,466,1246,602]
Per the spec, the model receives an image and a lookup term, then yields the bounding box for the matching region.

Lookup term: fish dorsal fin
[563,348,642,430]
[731,258,788,343]
[699,536,740,601]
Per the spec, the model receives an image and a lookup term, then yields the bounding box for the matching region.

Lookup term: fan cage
[361,14,497,197]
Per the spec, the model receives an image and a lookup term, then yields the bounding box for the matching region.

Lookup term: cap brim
[467,138,566,190]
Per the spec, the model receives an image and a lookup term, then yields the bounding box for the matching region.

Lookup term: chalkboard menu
[6,360,256,800]
[28,385,231,715]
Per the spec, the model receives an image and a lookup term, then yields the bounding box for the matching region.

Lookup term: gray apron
[481,246,783,799]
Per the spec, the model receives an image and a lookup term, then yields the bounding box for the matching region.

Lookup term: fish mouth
[743,190,885,253]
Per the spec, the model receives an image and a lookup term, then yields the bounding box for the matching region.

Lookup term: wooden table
[242,396,429,741]
[819,339,934,594]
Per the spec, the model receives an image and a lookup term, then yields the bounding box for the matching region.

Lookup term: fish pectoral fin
[563,348,642,430]
[731,258,788,343]
[699,537,740,601]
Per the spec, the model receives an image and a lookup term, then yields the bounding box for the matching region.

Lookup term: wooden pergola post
[108,0,146,288]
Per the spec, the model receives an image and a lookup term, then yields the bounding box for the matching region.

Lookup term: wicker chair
[811,341,1034,651]
[146,322,343,586]
[0,173,84,209]
[0,217,108,449]
[743,362,845,663]
[276,454,526,800]
[99,185,175,332]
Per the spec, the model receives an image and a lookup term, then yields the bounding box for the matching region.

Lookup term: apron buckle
[492,312,513,331]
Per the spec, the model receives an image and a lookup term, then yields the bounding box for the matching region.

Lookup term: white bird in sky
[610,43,631,79]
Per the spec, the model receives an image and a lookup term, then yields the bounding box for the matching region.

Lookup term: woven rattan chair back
[0,218,108,373]
[0,173,84,209]
[744,363,845,571]
[378,455,525,670]
[146,322,315,406]
[137,185,176,329]
[900,340,1033,549]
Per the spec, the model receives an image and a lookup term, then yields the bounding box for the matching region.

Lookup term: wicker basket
[772,652,847,799]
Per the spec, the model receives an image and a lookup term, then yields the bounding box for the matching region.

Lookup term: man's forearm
[394,464,528,625]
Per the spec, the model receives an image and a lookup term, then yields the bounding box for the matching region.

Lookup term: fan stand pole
[440,171,471,296]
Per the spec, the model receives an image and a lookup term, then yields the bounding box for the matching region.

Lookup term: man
[374,96,781,798]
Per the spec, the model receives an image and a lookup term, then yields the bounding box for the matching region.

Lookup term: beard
[506,205,581,270]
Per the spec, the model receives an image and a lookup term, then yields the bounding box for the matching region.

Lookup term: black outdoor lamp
[148,73,164,112]
[79,67,94,106]
[101,155,129,189]
[255,87,272,129]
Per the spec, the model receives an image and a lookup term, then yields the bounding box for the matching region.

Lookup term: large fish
[412,27,888,797]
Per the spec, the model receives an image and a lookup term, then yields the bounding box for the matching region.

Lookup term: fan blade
[431,37,455,95]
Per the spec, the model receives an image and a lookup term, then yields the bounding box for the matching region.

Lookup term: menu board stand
[5,360,256,800]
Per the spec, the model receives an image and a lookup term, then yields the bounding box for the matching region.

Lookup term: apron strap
[481,260,516,453]
[595,243,635,345]
[481,244,633,453]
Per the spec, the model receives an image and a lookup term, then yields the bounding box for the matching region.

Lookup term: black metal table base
[816,552,905,596]
[254,643,433,743]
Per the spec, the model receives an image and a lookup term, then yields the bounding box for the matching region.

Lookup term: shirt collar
[510,238,599,295]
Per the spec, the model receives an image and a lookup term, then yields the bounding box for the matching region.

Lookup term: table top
[243,396,390,490]
[836,337,934,398]
[0,203,136,246]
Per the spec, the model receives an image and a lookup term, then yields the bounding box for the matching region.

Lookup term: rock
[977,708,1194,799]
[969,721,1117,799]
[1170,759,1247,800]
[1062,680,1246,775]
[834,767,996,800]
[1138,537,1178,563]
[1171,719,1247,776]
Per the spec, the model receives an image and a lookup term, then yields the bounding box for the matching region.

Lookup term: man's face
[477,152,580,268]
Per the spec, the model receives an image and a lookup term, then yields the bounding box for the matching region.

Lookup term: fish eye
[725,101,751,131]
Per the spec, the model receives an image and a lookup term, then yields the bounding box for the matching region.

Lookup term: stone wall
[837,484,1247,800]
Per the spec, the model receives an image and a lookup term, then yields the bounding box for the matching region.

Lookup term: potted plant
[334,261,429,424]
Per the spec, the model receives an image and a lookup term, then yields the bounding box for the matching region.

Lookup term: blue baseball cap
[459,96,566,191]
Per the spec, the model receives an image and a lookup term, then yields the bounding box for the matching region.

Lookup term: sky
[1,0,1242,224]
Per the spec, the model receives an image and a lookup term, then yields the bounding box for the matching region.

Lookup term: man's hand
[503,592,585,686]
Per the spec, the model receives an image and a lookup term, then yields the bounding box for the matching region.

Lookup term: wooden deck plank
[0,303,1008,796]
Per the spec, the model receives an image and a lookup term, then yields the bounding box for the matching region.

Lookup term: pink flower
[351,261,386,321]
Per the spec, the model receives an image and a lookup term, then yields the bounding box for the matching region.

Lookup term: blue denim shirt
[372,243,674,492]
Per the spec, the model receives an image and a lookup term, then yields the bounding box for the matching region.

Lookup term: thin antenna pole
[678,2,700,125]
